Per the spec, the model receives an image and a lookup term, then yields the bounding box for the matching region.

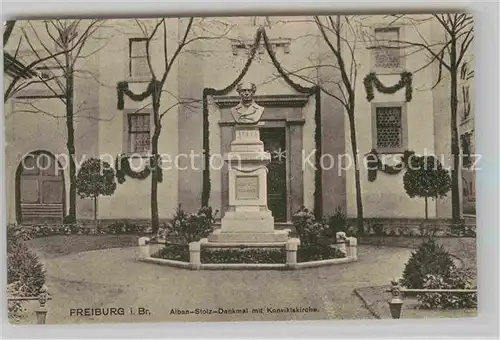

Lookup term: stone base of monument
[207,229,289,243]
[207,210,290,243]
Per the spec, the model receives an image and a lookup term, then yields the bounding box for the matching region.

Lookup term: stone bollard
[347,237,357,259]
[286,238,300,268]
[189,241,201,270]
[35,285,49,324]
[388,280,404,319]
[336,232,347,256]
[138,237,151,259]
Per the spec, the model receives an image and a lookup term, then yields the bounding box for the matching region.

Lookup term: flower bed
[150,243,346,264]
[151,243,190,262]
[8,221,151,239]
[201,248,286,264]
[400,237,477,309]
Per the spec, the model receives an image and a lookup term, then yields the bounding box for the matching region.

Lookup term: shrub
[417,267,477,309]
[324,207,350,238]
[449,220,476,238]
[370,223,384,236]
[400,238,455,289]
[151,244,190,262]
[403,155,451,219]
[166,205,218,244]
[292,206,330,245]
[7,281,29,322]
[7,226,46,321]
[7,241,45,296]
[76,158,116,224]
[297,244,346,262]
[151,243,346,264]
[104,221,146,235]
[6,222,151,239]
[201,248,286,264]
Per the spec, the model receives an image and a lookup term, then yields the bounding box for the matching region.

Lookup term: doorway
[261,127,287,222]
[16,151,65,223]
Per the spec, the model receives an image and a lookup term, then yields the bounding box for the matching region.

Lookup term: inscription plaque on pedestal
[235,176,259,200]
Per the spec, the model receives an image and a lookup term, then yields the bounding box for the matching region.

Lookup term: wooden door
[261,128,287,222]
[19,152,64,223]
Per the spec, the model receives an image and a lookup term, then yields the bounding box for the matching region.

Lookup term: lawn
[26,234,142,258]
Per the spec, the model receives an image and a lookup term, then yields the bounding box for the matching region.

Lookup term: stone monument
[207,82,290,244]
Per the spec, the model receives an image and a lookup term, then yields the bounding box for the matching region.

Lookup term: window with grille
[375,106,403,149]
[127,113,151,154]
[129,38,150,78]
[461,132,473,168]
[373,27,401,70]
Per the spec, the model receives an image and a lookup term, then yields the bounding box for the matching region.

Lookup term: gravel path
[17,244,412,325]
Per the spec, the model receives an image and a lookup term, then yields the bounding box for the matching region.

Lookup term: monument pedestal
[207,123,289,244]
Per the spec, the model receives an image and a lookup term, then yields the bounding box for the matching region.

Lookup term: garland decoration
[115,154,163,184]
[116,80,162,110]
[201,26,323,217]
[363,71,413,102]
[365,149,415,182]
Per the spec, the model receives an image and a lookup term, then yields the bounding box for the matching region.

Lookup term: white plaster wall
[207,98,223,213]
[4,19,103,222]
[4,99,68,223]
[344,15,440,218]
[96,19,179,219]
[182,16,321,213]
[302,95,316,211]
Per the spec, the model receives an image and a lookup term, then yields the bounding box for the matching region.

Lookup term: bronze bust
[230,82,264,124]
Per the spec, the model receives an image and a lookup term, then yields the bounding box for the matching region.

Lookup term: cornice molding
[218,118,305,127]
[211,94,310,108]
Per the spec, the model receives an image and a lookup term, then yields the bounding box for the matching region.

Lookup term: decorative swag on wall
[114,27,322,216]
[365,149,415,182]
[115,76,163,184]
[201,26,323,217]
[363,71,413,102]
[114,154,163,184]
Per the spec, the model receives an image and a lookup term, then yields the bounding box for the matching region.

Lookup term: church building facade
[3,15,475,227]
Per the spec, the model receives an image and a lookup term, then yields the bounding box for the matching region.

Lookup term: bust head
[236,82,257,105]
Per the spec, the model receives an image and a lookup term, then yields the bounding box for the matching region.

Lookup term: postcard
[4,13,476,325]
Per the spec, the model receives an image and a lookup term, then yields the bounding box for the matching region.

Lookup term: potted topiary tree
[403,155,451,220]
[76,158,116,227]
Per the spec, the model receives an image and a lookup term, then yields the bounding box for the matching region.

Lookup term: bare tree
[266,16,365,234]
[126,18,231,235]
[314,15,365,235]
[6,19,105,222]
[384,14,474,221]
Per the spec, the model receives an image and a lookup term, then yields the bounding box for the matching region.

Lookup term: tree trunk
[3,21,16,47]
[66,69,77,223]
[93,196,98,227]
[424,196,428,220]
[151,134,160,235]
[449,39,461,222]
[348,111,364,235]
[150,88,161,235]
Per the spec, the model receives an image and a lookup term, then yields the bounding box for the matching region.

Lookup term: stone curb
[140,256,357,270]
[354,286,385,320]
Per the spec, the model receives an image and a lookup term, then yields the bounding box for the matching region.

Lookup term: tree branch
[457,29,474,66]
[161,17,194,85]
[3,20,16,46]
[159,99,201,120]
